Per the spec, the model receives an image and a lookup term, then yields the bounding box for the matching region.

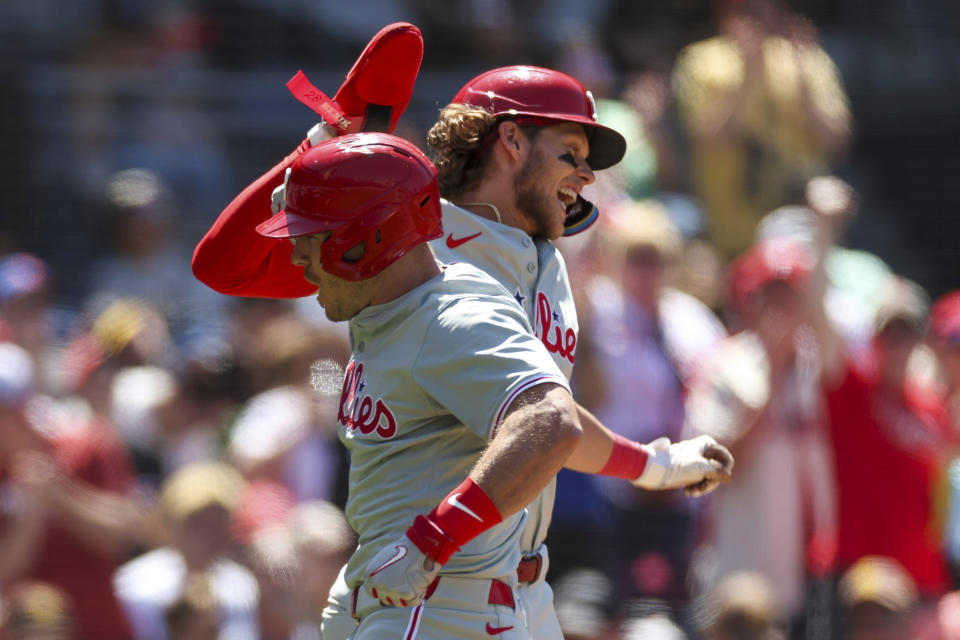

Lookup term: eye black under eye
[558,152,578,168]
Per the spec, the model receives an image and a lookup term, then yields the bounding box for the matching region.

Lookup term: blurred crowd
[3,0,960,639]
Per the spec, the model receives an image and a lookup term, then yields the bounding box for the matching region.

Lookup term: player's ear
[497,121,523,159]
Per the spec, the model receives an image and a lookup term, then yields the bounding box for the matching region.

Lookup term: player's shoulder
[429,263,528,327]
[436,261,516,302]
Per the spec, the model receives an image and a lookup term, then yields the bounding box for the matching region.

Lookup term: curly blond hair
[426,104,499,200]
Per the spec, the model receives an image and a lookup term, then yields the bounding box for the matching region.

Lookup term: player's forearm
[192,143,314,298]
[469,384,581,516]
[562,402,616,473]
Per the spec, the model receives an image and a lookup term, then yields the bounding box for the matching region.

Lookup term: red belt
[516,553,543,584]
[351,577,515,618]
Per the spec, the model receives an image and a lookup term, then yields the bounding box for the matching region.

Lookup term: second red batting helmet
[452,65,627,170]
[256,133,442,281]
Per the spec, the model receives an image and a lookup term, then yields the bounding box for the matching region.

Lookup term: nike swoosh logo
[447,493,483,521]
[446,231,482,248]
[486,622,514,635]
[369,545,408,576]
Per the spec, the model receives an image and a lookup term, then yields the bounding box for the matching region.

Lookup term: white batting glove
[632,435,734,497]
[306,122,338,147]
[271,123,340,215]
[364,516,449,607]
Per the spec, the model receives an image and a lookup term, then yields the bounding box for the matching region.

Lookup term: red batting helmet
[451,65,627,170]
[256,133,442,281]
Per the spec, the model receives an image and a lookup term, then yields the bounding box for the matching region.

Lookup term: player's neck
[455,186,522,231]
[368,245,441,306]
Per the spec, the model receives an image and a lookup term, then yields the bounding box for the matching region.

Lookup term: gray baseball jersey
[431,201,579,553]
[339,261,570,590]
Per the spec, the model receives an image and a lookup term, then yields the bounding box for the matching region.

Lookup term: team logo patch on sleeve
[338,360,398,438]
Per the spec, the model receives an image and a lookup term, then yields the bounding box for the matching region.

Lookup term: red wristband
[598,433,649,480]
[406,477,503,565]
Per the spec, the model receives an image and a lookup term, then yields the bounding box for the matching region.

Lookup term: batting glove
[632,435,734,496]
[364,515,451,607]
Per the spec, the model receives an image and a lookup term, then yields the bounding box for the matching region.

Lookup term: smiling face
[289,232,380,322]
[512,123,595,240]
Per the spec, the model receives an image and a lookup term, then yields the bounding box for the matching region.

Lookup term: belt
[351,577,515,620]
[516,553,543,584]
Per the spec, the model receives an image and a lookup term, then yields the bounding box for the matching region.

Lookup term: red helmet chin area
[452,65,626,170]
[255,133,442,281]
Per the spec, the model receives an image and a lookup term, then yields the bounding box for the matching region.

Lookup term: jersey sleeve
[191,141,317,299]
[413,294,570,441]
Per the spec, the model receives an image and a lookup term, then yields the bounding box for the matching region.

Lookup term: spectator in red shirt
[823,277,951,596]
[929,291,960,436]
[0,341,146,639]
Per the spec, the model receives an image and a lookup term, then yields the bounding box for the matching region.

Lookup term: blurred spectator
[0,253,63,394]
[0,253,49,356]
[757,175,894,359]
[823,276,951,597]
[577,200,726,610]
[229,480,296,550]
[223,299,295,380]
[235,498,354,640]
[287,501,355,639]
[936,590,960,640]
[671,0,852,259]
[0,341,145,640]
[226,314,348,503]
[553,568,616,640]
[932,291,960,584]
[114,461,259,640]
[164,574,220,640]
[930,291,960,435]
[685,238,838,628]
[837,556,919,640]
[57,298,181,485]
[244,527,298,640]
[698,571,787,640]
[85,168,226,349]
[621,611,689,640]
[0,581,76,640]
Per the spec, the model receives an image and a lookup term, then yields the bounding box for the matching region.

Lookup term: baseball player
[198,129,585,639]
[421,65,735,637]
[192,28,733,637]
[317,66,735,640]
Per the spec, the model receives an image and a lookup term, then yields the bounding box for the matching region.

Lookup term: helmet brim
[581,121,626,171]
[255,209,346,239]
[514,114,625,171]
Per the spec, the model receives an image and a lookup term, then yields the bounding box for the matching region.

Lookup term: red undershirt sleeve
[191,141,317,299]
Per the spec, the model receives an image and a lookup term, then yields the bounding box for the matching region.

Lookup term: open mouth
[557,186,578,215]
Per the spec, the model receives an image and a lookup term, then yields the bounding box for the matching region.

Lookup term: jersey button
[357,341,365,353]
[526,262,536,273]
[522,238,531,248]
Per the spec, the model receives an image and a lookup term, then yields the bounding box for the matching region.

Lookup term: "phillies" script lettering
[536,292,576,365]
[338,361,397,438]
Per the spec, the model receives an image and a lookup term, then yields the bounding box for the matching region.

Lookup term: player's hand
[306,122,338,147]
[632,435,733,496]
[364,515,451,607]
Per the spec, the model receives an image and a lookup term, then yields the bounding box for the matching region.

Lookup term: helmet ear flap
[562,195,599,237]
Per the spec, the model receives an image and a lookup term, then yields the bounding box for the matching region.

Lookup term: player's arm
[191,141,316,298]
[364,382,580,607]
[564,401,733,496]
[470,382,581,513]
